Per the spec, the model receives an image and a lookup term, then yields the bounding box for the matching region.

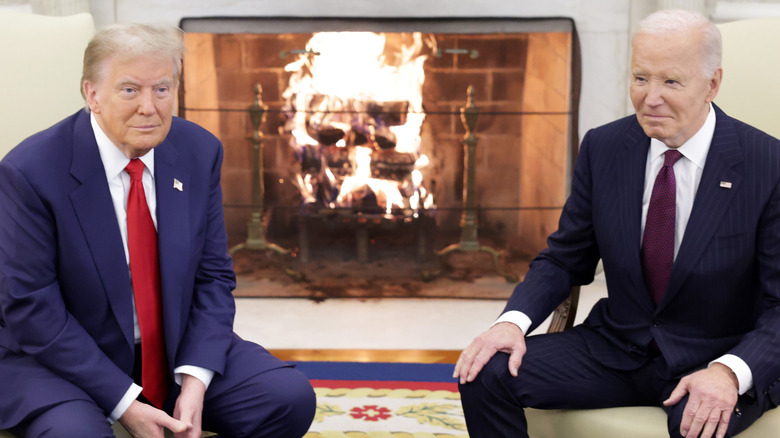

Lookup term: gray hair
[80,23,185,99]
[633,9,722,78]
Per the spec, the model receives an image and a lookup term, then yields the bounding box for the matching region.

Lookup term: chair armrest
[547,286,580,333]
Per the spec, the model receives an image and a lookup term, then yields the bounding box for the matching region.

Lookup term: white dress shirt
[494,104,753,395]
[91,114,214,421]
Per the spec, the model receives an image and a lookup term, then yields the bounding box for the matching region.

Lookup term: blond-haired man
[0,24,315,438]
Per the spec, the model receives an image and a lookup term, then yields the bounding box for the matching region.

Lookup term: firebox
[179,17,580,294]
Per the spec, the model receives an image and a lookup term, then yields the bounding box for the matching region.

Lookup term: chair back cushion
[715,18,780,139]
[0,11,94,159]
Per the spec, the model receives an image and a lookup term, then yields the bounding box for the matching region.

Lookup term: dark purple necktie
[641,149,683,305]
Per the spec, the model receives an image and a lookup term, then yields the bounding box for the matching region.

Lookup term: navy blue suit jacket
[0,109,283,427]
[504,105,780,408]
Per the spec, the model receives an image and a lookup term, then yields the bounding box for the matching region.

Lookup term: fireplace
[179,17,580,295]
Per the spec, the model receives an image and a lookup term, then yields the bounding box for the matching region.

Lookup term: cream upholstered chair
[525,17,780,438]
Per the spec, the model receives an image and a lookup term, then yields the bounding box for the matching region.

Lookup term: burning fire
[282,31,435,216]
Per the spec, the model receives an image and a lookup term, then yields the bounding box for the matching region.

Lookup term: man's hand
[453,322,526,384]
[663,363,739,438]
[173,374,207,438]
[119,400,189,438]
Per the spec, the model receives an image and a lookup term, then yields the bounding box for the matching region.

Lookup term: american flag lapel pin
[720,181,732,189]
[173,178,184,192]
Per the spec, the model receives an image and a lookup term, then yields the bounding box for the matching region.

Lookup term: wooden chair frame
[547,286,580,333]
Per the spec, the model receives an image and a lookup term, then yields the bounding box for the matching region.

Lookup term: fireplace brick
[423,71,489,104]
[244,33,311,70]
[454,35,530,70]
[216,70,281,106]
[213,34,243,69]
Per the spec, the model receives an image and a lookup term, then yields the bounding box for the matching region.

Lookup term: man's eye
[121,87,137,94]
[665,79,678,86]
[155,86,171,96]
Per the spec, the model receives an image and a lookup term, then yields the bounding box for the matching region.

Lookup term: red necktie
[125,159,169,408]
[641,149,683,305]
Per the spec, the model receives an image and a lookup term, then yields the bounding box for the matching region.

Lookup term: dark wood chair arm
[546,286,580,333]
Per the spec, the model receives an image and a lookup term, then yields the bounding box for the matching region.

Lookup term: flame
[283,31,436,214]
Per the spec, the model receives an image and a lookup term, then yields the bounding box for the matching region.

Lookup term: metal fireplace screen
[179,17,579,263]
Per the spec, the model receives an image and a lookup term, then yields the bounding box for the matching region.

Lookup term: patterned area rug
[293,361,467,437]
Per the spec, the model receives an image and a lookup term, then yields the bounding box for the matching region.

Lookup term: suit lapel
[660,108,743,309]
[68,111,135,349]
[153,139,191,353]
[616,119,654,311]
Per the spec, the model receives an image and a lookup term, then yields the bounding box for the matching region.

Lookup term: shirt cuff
[109,382,143,422]
[492,310,532,335]
[174,365,215,389]
[710,354,753,395]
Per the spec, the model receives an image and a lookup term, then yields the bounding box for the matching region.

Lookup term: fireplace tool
[229,84,303,281]
[425,86,518,283]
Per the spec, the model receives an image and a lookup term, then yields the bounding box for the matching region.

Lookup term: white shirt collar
[648,102,716,169]
[91,112,155,180]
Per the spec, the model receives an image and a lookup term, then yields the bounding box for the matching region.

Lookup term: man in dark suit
[455,9,780,438]
[0,24,315,437]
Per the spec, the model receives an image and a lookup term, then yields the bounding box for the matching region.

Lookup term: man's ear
[706,67,723,103]
[83,81,101,114]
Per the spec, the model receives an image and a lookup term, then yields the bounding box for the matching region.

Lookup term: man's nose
[137,89,156,115]
[645,82,664,106]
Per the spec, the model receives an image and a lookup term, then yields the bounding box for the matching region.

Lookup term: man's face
[83,53,176,158]
[630,28,722,148]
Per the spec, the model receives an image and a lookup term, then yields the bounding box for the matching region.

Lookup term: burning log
[317,126,347,145]
[370,149,416,180]
[297,143,322,174]
[323,145,352,176]
[367,101,409,126]
[349,127,370,146]
[369,124,397,150]
[350,185,383,213]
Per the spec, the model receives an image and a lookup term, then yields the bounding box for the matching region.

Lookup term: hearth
[179,17,580,290]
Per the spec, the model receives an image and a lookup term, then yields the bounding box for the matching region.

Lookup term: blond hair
[81,23,184,99]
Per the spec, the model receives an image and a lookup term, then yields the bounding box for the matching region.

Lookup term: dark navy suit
[0,109,315,436]
[460,105,780,437]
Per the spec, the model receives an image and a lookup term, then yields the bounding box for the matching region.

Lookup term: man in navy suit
[455,9,780,438]
[0,24,315,437]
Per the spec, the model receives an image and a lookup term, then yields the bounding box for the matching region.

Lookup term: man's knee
[15,399,114,438]
[270,369,317,437]
[207,366,316,438]
[459,353,514,404]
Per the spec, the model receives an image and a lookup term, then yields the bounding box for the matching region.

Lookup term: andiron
[426,85,518,283]
[229,84,303,281]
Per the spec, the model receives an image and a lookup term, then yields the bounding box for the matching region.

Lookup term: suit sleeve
[173,141,237,374]
[0,160,134,413]
[730,172,780,401]
[503,131,602,333]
